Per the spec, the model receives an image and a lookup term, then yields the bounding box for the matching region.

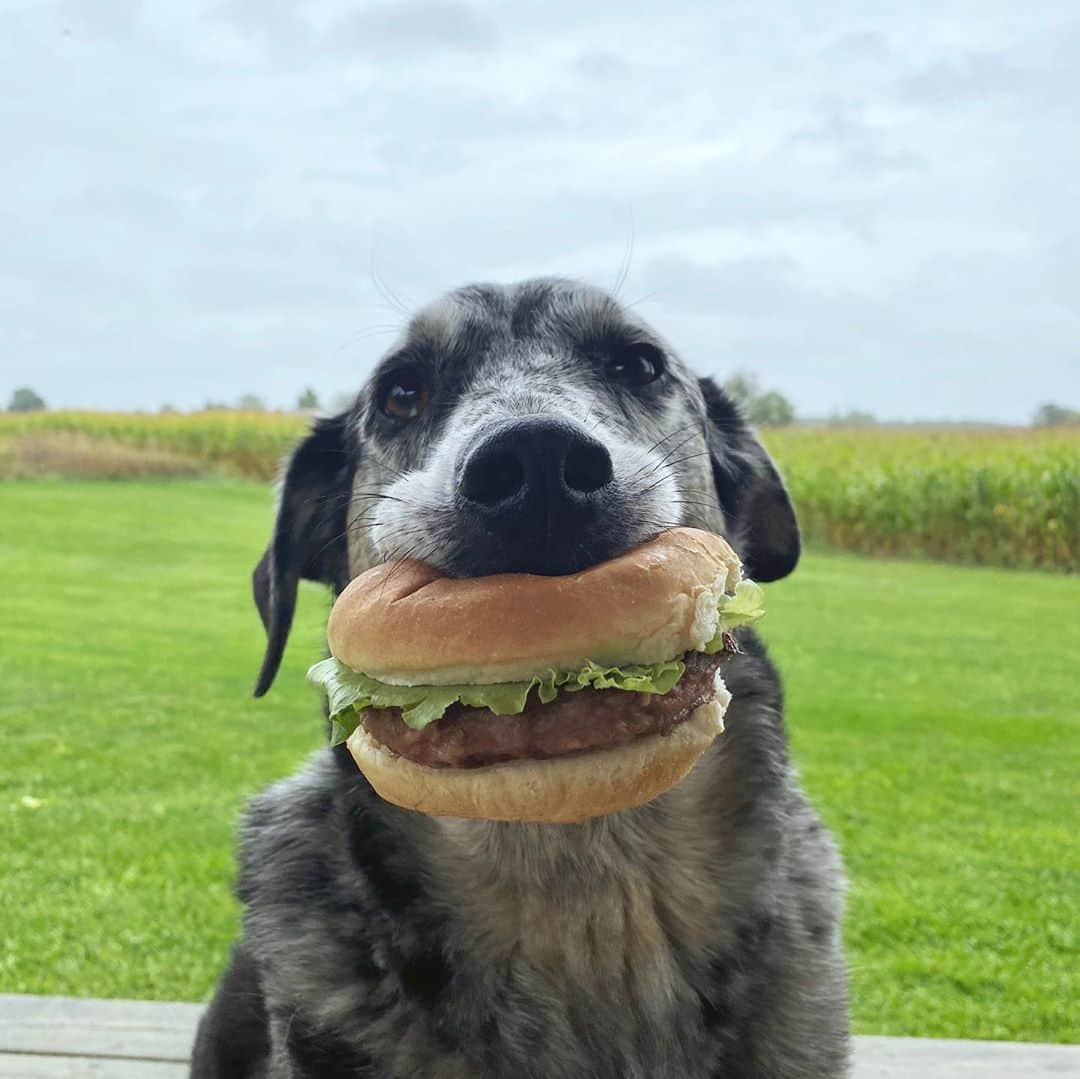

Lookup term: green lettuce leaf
[702,579,766,653]
[308,655,687,743]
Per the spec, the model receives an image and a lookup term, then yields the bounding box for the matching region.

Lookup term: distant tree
[1033,403,1080,427]
[158,403,178,414]
[7,386,46,412]
[203,400,230,411]
[829,409,877,426]
[746,390,796,426]
[722,371,795,426]
[297,386,320,411]
[722,371,760,409]
[237,393,266,412]
[331,391,358,412]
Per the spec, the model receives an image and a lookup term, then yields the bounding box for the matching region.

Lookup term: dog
[191,278,849,1078]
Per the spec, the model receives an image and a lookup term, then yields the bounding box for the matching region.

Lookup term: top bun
[327,528,742,686]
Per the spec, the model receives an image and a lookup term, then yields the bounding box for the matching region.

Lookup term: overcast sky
[3,1,1078,421]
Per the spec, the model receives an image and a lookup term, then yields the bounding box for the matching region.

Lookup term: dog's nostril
[463,449,526,506]
[563,443,613,494]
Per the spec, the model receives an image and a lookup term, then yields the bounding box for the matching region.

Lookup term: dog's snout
[462,419,613,511]
[457,419,615,573]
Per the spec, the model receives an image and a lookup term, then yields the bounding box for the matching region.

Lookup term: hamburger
[308,527,764,823]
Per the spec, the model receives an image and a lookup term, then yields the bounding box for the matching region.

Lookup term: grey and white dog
[191,278,849,1078]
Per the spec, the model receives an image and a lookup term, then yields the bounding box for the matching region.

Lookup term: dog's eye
[605,343,665,388]
[378,365,432,422]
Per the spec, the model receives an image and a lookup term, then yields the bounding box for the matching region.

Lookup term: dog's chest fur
[420,805,732,1078]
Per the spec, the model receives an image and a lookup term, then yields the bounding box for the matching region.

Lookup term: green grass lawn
[1,480,1076,1042]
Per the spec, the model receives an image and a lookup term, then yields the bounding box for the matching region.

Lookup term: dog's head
[253,278,799,695]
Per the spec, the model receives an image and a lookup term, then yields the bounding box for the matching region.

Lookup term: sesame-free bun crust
[346,692,729,823]
[328,528,742,685]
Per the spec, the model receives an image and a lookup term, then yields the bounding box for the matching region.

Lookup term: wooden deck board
[0,1054,186,1078]
[2,995,1078,1077]
[0,995,200,1061]
[853,1034,1080,1076]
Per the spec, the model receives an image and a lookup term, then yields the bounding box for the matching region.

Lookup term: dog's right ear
[698,377,801,583]
[252,410,357,697]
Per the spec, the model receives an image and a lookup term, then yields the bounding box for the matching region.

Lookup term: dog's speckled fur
[193,279,849,1078]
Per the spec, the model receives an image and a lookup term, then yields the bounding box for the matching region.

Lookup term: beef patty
[361,650,728,769]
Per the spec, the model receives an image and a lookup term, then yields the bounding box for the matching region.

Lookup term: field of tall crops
[0,409,302,481]
[2,411,1076,571]
[762,426,1077,571]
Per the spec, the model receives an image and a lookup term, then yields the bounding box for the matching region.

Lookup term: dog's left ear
[698,377,800,582]
[252,410,357,697]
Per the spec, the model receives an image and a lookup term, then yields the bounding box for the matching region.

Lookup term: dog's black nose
[458,418,615,573]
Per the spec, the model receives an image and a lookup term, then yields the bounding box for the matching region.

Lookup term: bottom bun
[345,689,730,823]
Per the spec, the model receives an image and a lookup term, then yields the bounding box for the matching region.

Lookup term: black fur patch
[399,950,452,1004]
[698,376,801,583]
[343,783,424,911]
[285,1015,377,1078]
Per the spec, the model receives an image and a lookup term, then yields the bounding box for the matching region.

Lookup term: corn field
[763,426,1077,571]
[1,412,1076,570]
[0,410,303,481]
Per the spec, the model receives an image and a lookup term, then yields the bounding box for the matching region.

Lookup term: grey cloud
[179,254,370,314]
[1046,235,1080,314]
[568,50,635,82]
[788,102,924,178]
[214,0,497,65]
[58,0,144,38]
[637,254,806,319]
[817,29,892,66]
[55,186,180,222]
[212,0,318,65]
[332,1,497,56]
[899,51,1024,105]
